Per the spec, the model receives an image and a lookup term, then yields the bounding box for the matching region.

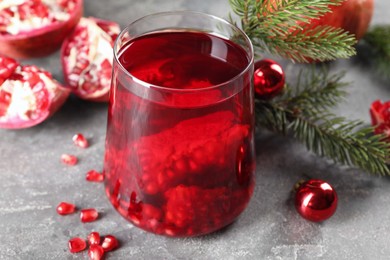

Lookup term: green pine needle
[256,68,390,175]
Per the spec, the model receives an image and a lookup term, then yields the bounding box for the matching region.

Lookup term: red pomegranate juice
[104,31,255,237]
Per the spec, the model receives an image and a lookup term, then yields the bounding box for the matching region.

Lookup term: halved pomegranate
[0,56,70,129]
[0,0,83,59]
[61,17,120,102]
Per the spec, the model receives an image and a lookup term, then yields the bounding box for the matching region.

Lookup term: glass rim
[113,10,254,93]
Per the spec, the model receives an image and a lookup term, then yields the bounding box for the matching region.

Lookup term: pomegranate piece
[56,202,76,215]
[101,235,119,252]
[0,56,18,85]
[88,244,105,260]
[61,154,78,166]
[61,17,121,102]
[80,208,99,222]
[0,0,83,59]
[68,237,87,253]
[73,133,89,148]
[0,57,71,129]
[87,231,101,246]
[86,170,104,182]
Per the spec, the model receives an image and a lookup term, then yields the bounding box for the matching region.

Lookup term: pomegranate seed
[56,202,76,215]
[86,170,104,182]
[72,133,89,148]
[88,244,104,260]
[68,237,87,253]
[80,208,98,222]
[61,154,78,166]
[101,235,119,252]
[87,231,101,245]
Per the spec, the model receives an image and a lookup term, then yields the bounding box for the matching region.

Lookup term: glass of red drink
[104,11,255,237]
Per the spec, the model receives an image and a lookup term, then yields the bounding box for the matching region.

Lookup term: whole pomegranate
[61,17,120,102]
[0,56,70,129]
[0,0,83,59]
[309,0,374,41]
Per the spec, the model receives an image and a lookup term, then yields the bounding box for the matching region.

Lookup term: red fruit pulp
[88,244,104,260]
[68,237,87,253]
[56,202,76,215]
[73,133,89,148]
[101,235,119,252]
[104,31,255,237]
[80,208,99,222]
[87,232,101,246]
[86,170,104,182]
[61,154,78,166]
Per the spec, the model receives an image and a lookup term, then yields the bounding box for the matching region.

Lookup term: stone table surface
[1,1,389,259]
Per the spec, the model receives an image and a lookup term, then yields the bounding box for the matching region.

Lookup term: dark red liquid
[104,31,255,237]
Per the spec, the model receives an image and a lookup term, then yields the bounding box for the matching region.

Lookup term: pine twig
[256,68,390,175]
[229,0,357,62]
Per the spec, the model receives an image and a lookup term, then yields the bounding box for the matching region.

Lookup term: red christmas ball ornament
[295,179,338,222]
[253,59,285,99]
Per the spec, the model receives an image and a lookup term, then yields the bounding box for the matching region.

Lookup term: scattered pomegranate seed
[101,235,119,252]
[87,231,101,246]
[68,237,87,253]
[72,133,89,148]
[88,244,105,260]
[56,202,76,215]
[86,170,104,182]
[80,208,99,222]
[61,154,78,166]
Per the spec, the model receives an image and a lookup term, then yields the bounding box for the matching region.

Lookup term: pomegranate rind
[0,64,71,129]
[60,17,120,102]
[0,0,83,59]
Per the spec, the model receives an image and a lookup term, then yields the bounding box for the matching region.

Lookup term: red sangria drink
[104,11,255,237]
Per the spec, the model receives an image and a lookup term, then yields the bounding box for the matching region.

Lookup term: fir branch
[280,66,348,112]
[229,0,356,62]
[256,68,390,175]
[357,25,390,82]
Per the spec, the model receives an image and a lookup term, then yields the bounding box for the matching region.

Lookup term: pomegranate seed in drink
[72,133,89,148]
[68,237,87,253]
[86,170,104,182]
[80,208,99,222]
[87,231,101,245]
[88,244,105,260]
[56,202,76,215]
[101,235,119,252]
[61,154,78,166]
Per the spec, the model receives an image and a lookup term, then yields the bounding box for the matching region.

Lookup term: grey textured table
[0,1,389,259]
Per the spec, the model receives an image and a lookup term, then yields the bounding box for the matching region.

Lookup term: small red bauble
[295,179,338,222]
[253,59,285,99]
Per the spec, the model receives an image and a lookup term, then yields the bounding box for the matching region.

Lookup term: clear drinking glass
[103,11,255,237]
